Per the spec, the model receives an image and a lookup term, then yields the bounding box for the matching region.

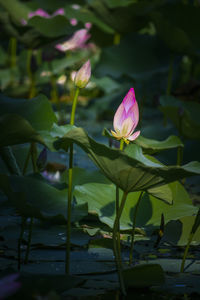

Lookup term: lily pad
[122,264,165,288]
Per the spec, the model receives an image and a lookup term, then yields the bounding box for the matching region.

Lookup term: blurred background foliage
[0,0,200,149]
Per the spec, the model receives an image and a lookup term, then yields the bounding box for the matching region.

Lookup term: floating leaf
[122,264,165,287]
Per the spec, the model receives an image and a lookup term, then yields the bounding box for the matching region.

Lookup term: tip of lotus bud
[74,60,91,89]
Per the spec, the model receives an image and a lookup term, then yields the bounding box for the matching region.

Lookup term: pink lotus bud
[85,22,92,30]
[70,18,78,26]
[111,88,140,144]
[74,60,91,89]
[55,29,91,52]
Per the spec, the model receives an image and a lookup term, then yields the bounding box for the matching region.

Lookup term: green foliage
[0,94,57,131]
[122,264,165,288]
[28,15,72,38]
[54,127,200,193]
[160,95,200,140]
[74,181,197,229]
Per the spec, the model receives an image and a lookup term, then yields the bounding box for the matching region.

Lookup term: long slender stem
[27,49,36,99]
[66,87,80,274]
[9,37,17,84]
[129,191,143,265]
[9,37,17,68]
[24,217,33,264]
[115,139,125,266]
[177,146,183,166]
[23,146,31,175]
[180,232,194,272]
[23,142,37,264]
[113,191,128,296]
[18,217,26,270]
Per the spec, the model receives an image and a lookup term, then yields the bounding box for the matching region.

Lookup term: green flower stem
[24,142,37,264]
[70,88,80,125]
[66,87,80,274]
[115,139,125,264]
[50,74,60,114]
[177,114,183,166]
[27,49,36,99]
[18,216,26,270]
[180,232,194,272]
[129,191,144,265]
[36,49,42,66]
[30,142,38,173]
[177,146,183,166]
[23,146,31,175]
[9,37,17,84]
[9,37,17,68]
[180,208,200,272]
[24,217,33,264]
[113,191,128,296]
[166,55,174,95]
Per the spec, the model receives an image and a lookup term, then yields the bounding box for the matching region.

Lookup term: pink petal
[122,88,136,113]
[127,130,140,141]
[121,117,135,138]
[74,60,91,88]
[55,44,65,51]
[113,103,126,131]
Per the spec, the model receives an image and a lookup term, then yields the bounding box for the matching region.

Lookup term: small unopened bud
[74,60,91,89]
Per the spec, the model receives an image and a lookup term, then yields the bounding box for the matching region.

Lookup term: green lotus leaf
[0,114,45,147]
[74,181,197,229]
[0,94,57,131]
[103,128,183,154]
[54,127,200,193]
[28,15,72,38]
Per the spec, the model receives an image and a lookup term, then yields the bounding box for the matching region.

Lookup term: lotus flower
[55,29,91,52]
[111,88,140,144]
[74,60,91,89]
